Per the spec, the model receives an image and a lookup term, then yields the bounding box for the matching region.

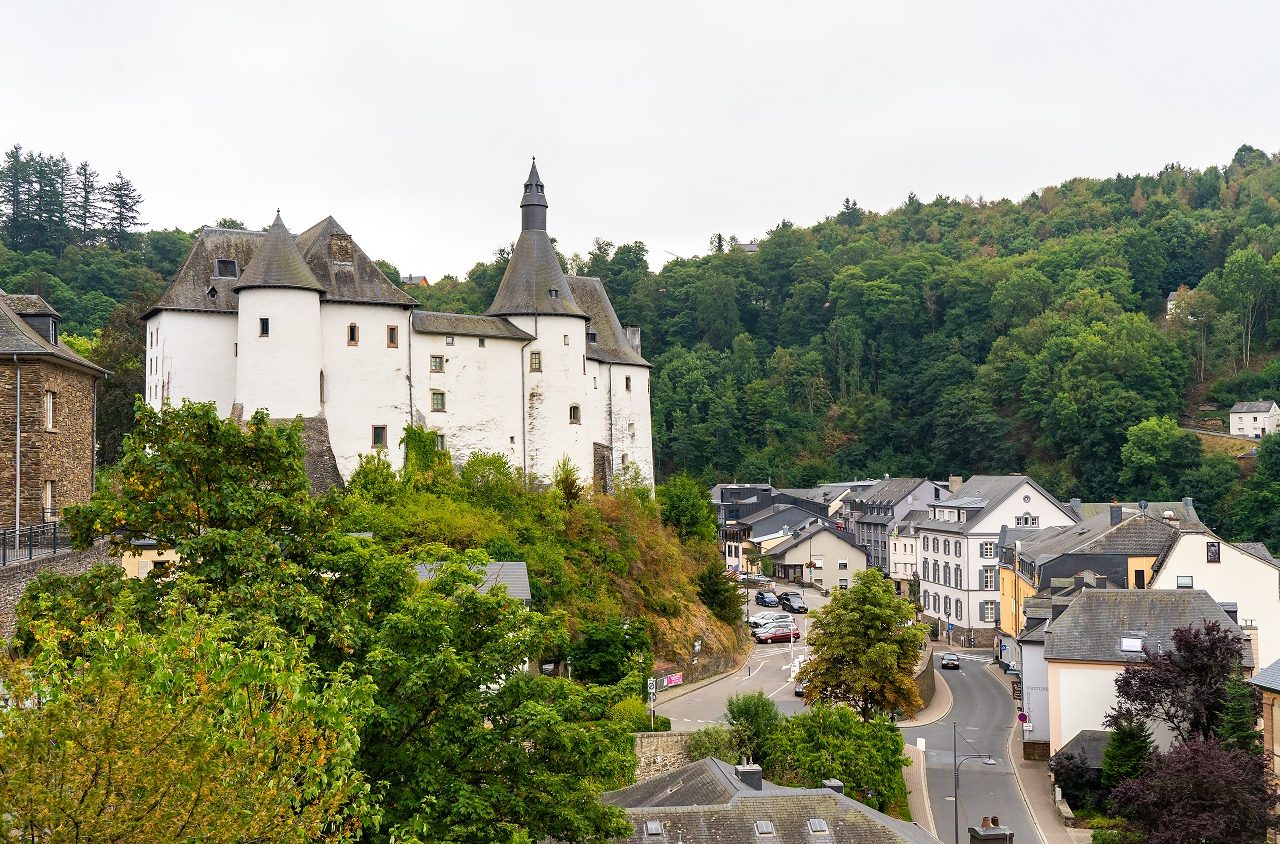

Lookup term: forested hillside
[417,144,1280,508]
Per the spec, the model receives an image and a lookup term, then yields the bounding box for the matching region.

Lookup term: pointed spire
[520,157,548,231]
[233,213,325,294]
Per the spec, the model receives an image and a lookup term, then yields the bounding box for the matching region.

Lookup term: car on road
[940,652,960,670]
[740,574,774,589]
[755,590,780,607]
[747,612,791,629]
[794,678,808,697]
[755,623,801,644]
[779,593,808,613]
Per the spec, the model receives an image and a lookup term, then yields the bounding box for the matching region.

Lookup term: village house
[723,503,831,573]
[1230,400,1280,439]
[844,476,948,576]
[888,508,929,596]
[0,292,107,535]
[763,522,867,588]
[143,162,653,490]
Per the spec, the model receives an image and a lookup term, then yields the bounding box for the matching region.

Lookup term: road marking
[766,681,793,699]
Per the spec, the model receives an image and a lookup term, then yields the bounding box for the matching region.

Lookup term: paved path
[902,651,1042,844]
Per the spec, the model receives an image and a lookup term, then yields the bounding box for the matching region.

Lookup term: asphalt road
[902,651,1041,844]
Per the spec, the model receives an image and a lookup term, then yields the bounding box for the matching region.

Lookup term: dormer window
[1120,635,1144,653]
[549,288,559,299]
[754,820,775,837]
[536,185,544,194]
[214,259,238,278]
[524,185,532,194]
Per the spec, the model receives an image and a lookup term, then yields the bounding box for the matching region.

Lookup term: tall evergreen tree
[1215,676,1263,756]
[1101,711,1154,790]
[71,160,104,244]
[103,170,143,249]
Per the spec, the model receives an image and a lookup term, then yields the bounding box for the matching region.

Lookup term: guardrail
[1,522,71,566]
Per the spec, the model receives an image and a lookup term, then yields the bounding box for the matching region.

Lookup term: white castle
[143,162,654,490]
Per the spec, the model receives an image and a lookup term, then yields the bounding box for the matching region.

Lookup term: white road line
[766,681,792,699]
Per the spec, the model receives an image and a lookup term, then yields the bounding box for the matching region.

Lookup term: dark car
[940,652,960,670]
[794,679,808,697]
[779,594,808,614]
[754,624,800,644]
[755,590,780,607]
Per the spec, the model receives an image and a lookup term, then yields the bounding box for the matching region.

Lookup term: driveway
[902,650,1042,844]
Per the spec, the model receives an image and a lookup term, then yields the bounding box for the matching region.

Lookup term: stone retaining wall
[913,646,936,711]
[0,542,117,639]
[634,731,693,783]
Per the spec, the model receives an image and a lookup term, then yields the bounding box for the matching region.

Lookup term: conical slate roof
[520,159,547,212]
[486,229,587,318]
[233,214,326,294]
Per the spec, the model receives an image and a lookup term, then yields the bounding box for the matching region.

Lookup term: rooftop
[0,295,106,374]
[1231,400,1279,414]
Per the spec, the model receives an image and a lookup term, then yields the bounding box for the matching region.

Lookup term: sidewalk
[984,663,1091,844]
[652,644,753,706]
[903,742,935,836]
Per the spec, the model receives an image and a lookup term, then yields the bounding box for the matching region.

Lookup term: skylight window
[754,820,775,836]
[1120,635,1144,653]
[807,819,830,834]
[643,820,663,836]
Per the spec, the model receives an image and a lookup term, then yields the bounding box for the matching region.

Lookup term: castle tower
[232,213,324,418]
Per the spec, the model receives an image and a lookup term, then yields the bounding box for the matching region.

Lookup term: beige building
[1230,400,1280,439]
[1249,659,1280,842]
[764,523,867,589]
[119,538,180,579]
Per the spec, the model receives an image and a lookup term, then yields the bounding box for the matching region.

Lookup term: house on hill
[143,162,653,490]
[1230,400,1280,438]
[0,292,107,534]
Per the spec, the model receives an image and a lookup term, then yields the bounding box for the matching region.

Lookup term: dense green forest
[9,141,1280,541]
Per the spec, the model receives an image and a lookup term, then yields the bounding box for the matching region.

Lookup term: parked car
[940,652,960,670]
[779,594,808,613]
[741,574,774,590]
[755,590,780,607]
[755,623,801,644]
[748,612,792,629]
[794,678,808,697]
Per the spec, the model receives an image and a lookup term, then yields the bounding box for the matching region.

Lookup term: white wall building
[915,475,1078,646]
[144,163,653,489]
[1230,400,1280,439]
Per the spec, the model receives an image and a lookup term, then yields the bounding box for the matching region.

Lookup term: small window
[42,480,54,519]
[529,351,542,372]
[563,334,569,346]
[478,337,486,348]
[593,376,597,389]
[807,819,830,835]
[944,595,952,616]
[214,258,238,278]
[980,600,996,622]
[981,541,995,558]
[436,433,445,450]
[1206,541,1221,563]
[943,539,951,556]
[431,391,446,412]
[430,355,444,373]
[754,820,775,836]
[1176,575,1194,589]
[445,335,454,346]
[644,821,663,836]
[549,288,559,299]
[387,325,399,348]
[234,342,238,357]
[259,317,270,336]
[932,537,939,553]
[625,375,632,391]
[1120,635,1144,653]
[371,426,387,448]
[955,602,963,621]
[43,391,55,430]
[569,404,581,425]
[347,323,359,346]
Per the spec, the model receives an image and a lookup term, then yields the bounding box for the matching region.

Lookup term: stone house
[0,293,107,533]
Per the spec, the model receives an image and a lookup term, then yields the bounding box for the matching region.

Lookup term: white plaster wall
[1049,661,1176,754]
[319,303,412,479]
[1231,410,1280,438]
[508,314,594,484]
[235,288,321,419]
[1152,533,1280,668]
[607,363,654,486]
[410,331,525,472]
[147,311,237,414]
[1018,640,1050,743]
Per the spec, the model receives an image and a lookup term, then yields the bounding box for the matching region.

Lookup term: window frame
[430,355,444,373]
[371,425,387,449]
[214,258,238,278]
[43,390,56,430]
[529,351,542,372]
[347,323,360,346]
[569,404,581,425]
[259,317,270,337]
[430,391,446,413]
[387,325,399,348]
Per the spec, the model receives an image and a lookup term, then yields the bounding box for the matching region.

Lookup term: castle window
[593,377,597,389]
[44,391,56,430]
[524,185,532,194]
[259,318,270,336]
[214,259,238,278]
[234,342,238,357]
[569,404,581,425]
[445,335,454,346]
[625,376,632,391]
[371,426,387,448]
[536,185,544,194]
[529,351,542,372]
[431,391,446,412]
[430,355,444,373]
[387,325,398,348]
[478,337,486,348]
[347,324,359,346]
[621,454,628,465]
[563,334,569,345]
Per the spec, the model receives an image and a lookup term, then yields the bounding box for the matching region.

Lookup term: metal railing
[1,521,71,566]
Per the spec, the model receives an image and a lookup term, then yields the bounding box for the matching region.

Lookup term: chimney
[822,778,844,795]
[969,815,1014,843]
[1094,575,1107,589]
[1182,496,1194,511]
[949,475,964,493]
[735,763,763,790]
[1109,504,1123,526]
[1069,497,1082,512]
[1163,510,1180,529]
[624,325,642,355]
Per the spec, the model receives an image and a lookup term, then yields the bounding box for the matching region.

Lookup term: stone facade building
[144,162,653,488]
[0,293,107,532]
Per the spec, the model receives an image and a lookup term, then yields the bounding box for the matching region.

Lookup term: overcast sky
[6,1,1280,281]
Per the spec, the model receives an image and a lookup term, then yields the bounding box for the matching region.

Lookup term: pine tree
[71,160,105,245]
[1101,712,1154,790]
[1215,676,1263,756]
[0,144,34,248]
[103,170,143,249]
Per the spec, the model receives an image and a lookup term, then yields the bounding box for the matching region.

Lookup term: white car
[748,612,792,629]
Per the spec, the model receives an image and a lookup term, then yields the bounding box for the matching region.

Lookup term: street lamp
[952,721,997,844]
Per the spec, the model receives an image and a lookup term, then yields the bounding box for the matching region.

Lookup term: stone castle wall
[0,543,117,639]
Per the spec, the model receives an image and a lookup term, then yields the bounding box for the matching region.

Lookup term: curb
[987,662,1052,844]
[653,642,754,706]
[899,669,953,729]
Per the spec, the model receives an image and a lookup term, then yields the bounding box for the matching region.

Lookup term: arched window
[569,404,581,425]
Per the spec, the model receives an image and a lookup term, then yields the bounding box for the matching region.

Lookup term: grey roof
[852,477,933,507]
[1077,515,1179,560]
[1072,499,1201,527]
[296,416,344,494]
[919,475,1078,535]
[740,503,811,527]
[485,229,587,318]
[1231,401,1279,414]
[414,560,532,605]
[603,758,942,844]
[0,293,59,317]
[233,214,327,294]
[293,216,416,307]
[1236,542,1280,567]
[1044,589,1253,667]
[766,523,862,559]
[740,504,828,537]
[411,311,534,340]
[567,275,649,366]
[780,483,862,504]
[1249,658,1280,693]
[0,296,107,374]
[147,227,266,316]
[856,512,894,525]
[1056,730,1113,769]
[1011,510,1152,566]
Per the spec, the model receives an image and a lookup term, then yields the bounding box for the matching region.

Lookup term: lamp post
[952,721,997,844]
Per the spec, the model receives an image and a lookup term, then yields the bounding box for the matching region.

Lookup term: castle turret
[521,159,548,232]
[233,213,324,418]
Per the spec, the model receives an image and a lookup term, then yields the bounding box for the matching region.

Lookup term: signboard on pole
[1011,680,1023,700]
[647,677,657,695]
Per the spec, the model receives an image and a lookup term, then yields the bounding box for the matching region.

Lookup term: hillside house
[1230,400,1280,439]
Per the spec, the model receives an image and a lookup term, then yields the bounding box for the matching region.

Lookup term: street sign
[647,678,656,694]
[1011,680,1023,700]
[648,691,657,705]
[1018,711,1028,723]
[947,622,954,632]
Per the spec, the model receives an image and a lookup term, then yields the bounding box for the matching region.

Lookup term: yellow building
[119,538,179,579]
[1249,659,1280,842]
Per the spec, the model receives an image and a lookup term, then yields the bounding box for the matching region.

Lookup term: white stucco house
[915,475,1079,646]
[1230,400,1280,439]
[144,162,653,489]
